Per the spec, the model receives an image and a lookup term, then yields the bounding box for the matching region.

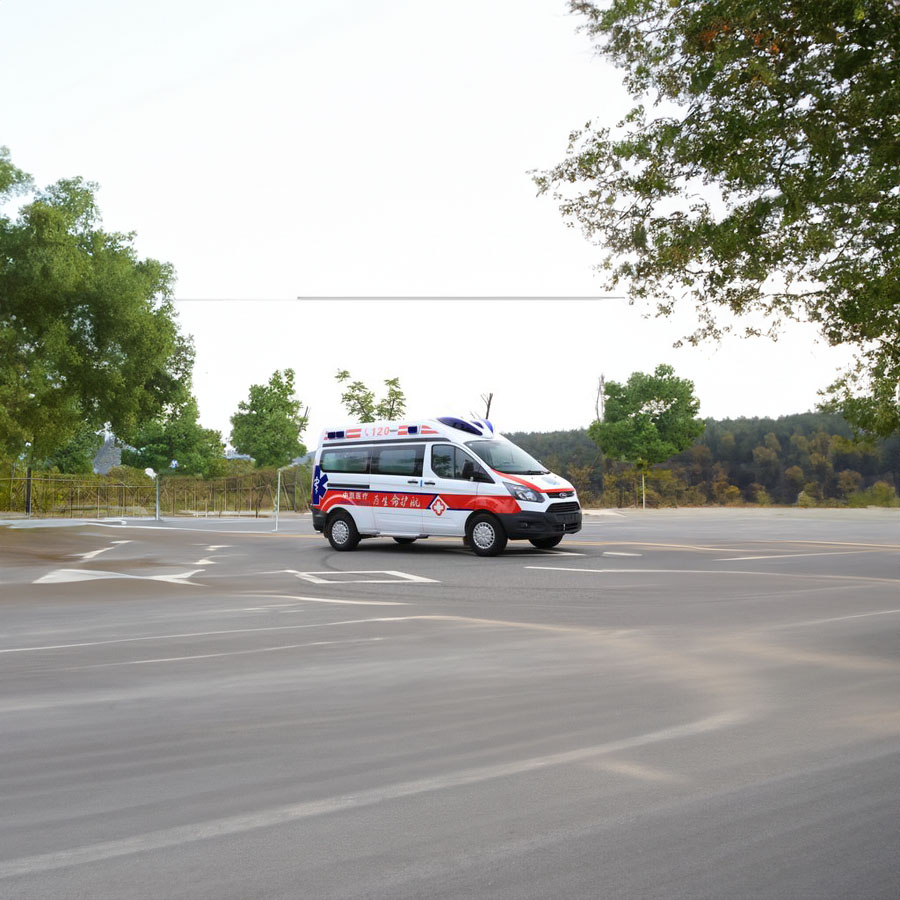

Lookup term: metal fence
[0,468,311,519]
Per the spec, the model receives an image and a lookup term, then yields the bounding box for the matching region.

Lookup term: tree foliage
[536,2,900,435]
[230,369,307,468]
[0,148,193,463]
[335,369,406,421]
[589,364,705,467]
[121,398,225,477]
[513,411,899,507]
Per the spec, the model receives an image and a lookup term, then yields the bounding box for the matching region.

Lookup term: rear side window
[371,444,424,476]
[320,447,369,474]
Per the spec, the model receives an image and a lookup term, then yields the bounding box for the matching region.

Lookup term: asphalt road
[1,509,899,899]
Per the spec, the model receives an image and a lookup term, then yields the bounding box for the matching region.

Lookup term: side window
[371,444,424,476]
[320,447,370,473]
[431,445,455,479]
[456,448,489,482]
[431,445,490,481]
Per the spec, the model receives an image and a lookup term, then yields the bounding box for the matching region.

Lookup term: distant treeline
[509,413,900,508]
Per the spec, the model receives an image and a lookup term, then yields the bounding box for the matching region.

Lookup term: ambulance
[311,416,582,556]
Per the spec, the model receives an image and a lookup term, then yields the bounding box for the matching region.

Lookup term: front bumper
[497,503,582,540]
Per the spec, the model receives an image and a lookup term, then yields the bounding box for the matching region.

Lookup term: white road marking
[715,550,874,561]
[69,637,385,668]
[524,566,900,584]
[602,552,643,558]
[540,550,585,557]
[193,558,217,565]
[0,711,742,880]
[776,608,900,628]
[33,568,204,586]
[245,593,408,607]
[0,616,410,655]
[289,570,439,585]
[110,540,132,545]
[73,547,113,560]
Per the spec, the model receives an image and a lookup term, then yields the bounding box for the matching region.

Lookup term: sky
[1,0,855,446]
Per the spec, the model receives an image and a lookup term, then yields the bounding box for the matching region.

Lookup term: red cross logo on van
[430,496,447,516]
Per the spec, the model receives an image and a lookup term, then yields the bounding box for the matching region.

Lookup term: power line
[172,295,629,302]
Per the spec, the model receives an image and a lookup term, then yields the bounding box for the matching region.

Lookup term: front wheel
[325,511,360,551]
[466,513,508,557]
[529,536,563,550]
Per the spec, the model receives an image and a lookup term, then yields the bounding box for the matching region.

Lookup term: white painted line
[193,558,217,565]
[524,566,900,585]
[207,545,231,550]
[715,550,873,561]
[110,540,132,545]
[541,550,585,557]
[33,568,204,586]
[0,711,742,879]
[602,552,643,558]
[73,547,114,560]
[777,608,900,628]
[0,616,412,655]
[69,637,385,668]
[245,593,408,608]
[291,570,439,585]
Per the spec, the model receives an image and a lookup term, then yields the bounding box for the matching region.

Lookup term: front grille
[547,501,580,514]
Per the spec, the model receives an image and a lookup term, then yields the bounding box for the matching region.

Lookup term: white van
[311,416,582,556]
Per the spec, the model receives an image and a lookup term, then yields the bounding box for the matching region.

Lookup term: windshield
[466,440,549,475]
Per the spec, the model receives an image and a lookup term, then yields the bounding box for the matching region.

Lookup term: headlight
[503,481,543,503]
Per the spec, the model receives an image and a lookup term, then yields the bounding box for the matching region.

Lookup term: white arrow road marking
[33,568,204,586]
[73,547,113,560]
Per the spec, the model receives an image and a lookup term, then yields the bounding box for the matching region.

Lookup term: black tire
[529,536,563,550]
[465,513,508,557]
[325,510,360,551]
[393,537,417,545]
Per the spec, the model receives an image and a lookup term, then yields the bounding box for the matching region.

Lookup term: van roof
[319,417,500,444]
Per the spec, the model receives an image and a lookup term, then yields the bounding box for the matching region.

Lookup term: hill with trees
[510,413,900,508]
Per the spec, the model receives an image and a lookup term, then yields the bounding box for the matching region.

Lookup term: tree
[335,370,406,421]
[43,424,104,474]
[121,398,225,477]
[230,369,307,468]
[589,364,705,506]
[0,148,193,465]
[536,2,900,436]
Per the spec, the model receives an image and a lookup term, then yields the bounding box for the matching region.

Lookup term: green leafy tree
[589,365,705,506]
[335,370,406,421]
[122,398,225,477]
[536,2,900,435]
[0,148,193,466]
[43,424,104,474]
[230,369,307,467]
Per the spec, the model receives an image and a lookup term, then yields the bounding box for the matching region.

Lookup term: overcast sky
[1,0,854,445]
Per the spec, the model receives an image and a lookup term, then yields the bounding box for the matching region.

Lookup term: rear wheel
[529,536,563,550]
[393,537,417,545]
[466,513,508,557]
[325,511,360,551]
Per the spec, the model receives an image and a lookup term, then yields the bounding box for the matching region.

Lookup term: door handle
[407,479,418,484]
[423,480,436,486]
